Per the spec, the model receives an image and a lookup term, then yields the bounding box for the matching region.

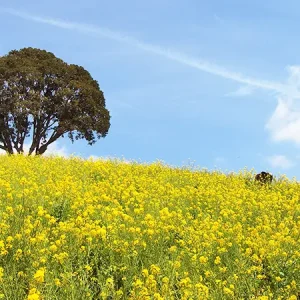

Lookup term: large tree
[0,47,110,155]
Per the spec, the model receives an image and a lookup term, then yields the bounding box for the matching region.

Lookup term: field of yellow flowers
[0,154,299,299]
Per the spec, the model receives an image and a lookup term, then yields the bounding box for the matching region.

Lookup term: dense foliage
[0,48,110,155]
[0,155,299,299]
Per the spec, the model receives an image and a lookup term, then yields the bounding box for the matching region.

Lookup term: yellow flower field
[0,155,299,299]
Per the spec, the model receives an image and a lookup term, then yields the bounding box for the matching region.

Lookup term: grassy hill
[0,155,299,299]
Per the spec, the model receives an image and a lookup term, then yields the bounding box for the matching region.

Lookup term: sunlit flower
[33,267,45,283]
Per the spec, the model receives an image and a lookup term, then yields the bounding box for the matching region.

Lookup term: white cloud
[225,85,254,97]
[266,154,294,169]
[265,66,300,145]
[0,142,69,157]
[43,142,69,157]
[265,97,300,144]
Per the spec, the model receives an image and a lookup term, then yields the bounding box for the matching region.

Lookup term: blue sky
[1,1,300,180]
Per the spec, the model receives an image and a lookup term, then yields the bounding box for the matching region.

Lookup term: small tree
[0,47,110,155]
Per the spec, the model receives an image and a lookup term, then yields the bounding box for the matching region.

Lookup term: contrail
[1,8,286,93]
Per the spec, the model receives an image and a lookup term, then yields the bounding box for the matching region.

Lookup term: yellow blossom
[27,288,41,300]
[33,267,45,283]
[214,256,221,265]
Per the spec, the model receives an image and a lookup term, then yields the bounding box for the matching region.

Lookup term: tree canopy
[0,47,110,155]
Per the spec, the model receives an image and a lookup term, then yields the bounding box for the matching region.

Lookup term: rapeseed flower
[33,267,45,283]
[0,155,298,298]
[27,288,41,300]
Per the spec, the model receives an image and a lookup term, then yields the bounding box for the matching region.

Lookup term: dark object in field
[255,172,273,184]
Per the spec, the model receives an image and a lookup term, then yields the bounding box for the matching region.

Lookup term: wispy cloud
[0,7,285,93]
[213,14,224,24]
[225,85,254,97]
[266,154,294,169]
[4,8,300,147]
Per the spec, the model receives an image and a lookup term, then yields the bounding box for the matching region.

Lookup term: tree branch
[37,127,65,155]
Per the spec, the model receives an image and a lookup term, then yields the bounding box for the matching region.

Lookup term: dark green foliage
[0,47,110,155]
[255,171,273,185]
